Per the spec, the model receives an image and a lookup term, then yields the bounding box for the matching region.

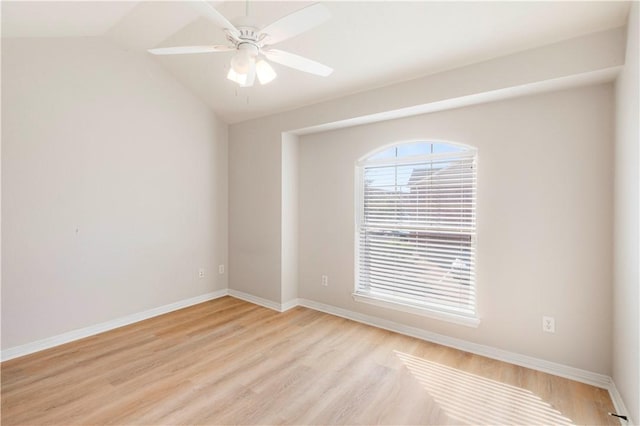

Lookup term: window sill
[352,292,480,328]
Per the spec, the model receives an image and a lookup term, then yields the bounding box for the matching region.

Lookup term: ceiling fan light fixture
[256,59,276,85]
[152,2,333,88]
[227,60,257,87]
[227,67,247,85]
[230,49,252,74]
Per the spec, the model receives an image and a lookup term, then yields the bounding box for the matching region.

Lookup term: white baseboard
[296,298,612,389]
[608,381,635,425]
[1,290,229,362]
[281,298,300,312]
[226,290,299,313]
[3,288,631,420]
[227,289,283,311]
[227,294,633,420]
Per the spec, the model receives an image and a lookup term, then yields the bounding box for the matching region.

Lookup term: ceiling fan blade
[148,45,234,55]
[260,3,330,46]
[190,1,240,39]
[264,49,333,77]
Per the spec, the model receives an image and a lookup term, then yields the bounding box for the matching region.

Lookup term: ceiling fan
[148,2,333,88]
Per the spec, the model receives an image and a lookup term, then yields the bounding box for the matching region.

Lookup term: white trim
[353,293,480,327]
[3,289,623,404]
[608,381,634,425]
[0,290,229,362]
[296,298,612,389]
[227,289,299,313]
[227,289,282,312]
[281,298,300,312]
[292,67,621,137]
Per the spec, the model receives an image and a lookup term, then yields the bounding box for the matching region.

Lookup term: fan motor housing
[226,26,263,49]
[236,42,259,59]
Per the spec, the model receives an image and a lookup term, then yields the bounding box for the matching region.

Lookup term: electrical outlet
[219,264,225,274]
[198,268,205,278]
[321,275,328,286]
[542,316,555,333]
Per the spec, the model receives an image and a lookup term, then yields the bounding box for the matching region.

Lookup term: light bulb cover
[230,50,251,74]
[227,68,248,85]
[227,44,260,87]
[227,61,256,87]
[256,60,277,85]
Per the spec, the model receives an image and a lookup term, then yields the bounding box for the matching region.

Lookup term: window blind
[356,151,477,317]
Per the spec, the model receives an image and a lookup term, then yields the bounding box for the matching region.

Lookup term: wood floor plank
[1,296,618,425]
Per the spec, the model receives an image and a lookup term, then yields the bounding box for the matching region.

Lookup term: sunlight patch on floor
[395,351,574,425]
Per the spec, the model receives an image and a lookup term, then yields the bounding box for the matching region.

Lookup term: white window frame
[353,140,480,327]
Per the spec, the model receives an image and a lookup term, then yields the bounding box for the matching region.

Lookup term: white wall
[281,133,299,304]
[228,28,623,309]
[613,2,640,422]
[228,120,282,302]
[1,37,228,349]
[298,85,614,374]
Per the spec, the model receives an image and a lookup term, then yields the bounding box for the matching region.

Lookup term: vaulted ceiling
[2,1,631,123]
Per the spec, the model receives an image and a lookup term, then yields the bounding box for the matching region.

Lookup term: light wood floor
[1,296,616,425]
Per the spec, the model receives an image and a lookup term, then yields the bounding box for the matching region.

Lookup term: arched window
[354,141,478,324]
